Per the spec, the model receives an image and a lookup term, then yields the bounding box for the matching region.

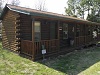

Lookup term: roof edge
[0,4,30,20]
[7,5,30,15]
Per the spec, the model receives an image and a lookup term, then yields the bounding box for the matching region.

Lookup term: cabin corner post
[15,13,21,52]
[32,18,35,60]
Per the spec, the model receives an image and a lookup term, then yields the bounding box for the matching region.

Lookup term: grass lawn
[0,42,100,75]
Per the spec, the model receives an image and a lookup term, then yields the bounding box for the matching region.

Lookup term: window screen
[63,23,68,39]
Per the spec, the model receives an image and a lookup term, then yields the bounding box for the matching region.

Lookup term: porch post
[57,21,60,54]
[32,19,35,60]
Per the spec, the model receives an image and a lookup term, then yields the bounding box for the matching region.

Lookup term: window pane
[34,21,41,42]
[34,22,40,32]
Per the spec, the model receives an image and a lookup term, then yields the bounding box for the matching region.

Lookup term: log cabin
[0,4,100,60]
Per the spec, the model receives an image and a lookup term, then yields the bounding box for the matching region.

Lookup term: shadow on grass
[37,47,100,75]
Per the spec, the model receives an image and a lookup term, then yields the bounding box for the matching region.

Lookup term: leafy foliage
[65,0,100,22]
[65,0,78,17]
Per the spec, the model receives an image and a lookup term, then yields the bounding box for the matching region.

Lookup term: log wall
[20,14,32,41]
[2,10,20,51]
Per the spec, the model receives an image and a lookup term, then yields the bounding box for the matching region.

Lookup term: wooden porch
[21,39,59,60]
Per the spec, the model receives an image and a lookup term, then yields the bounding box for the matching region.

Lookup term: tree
[35,0,47,11]
[87,8,100,23]
[11,0,20,6]
[86,0,100,22]
[65,0,89,18]
[0,0,3,13]
[76,4,86,19]
[65,0,78,16]
[65,0,100,21]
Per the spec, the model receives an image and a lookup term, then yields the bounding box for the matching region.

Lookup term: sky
[20,0,68,14]
[6,0,68,14]
[19,0,87,19]
[4,0,88,19]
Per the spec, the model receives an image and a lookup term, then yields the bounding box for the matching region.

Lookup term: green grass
[0,42,100,75]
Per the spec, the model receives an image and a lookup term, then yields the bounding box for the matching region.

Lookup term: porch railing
[75,36,85,46]
[21,40,33,57]
[21,39,59,60]
[75,35,94,46]
[34,39,59,58]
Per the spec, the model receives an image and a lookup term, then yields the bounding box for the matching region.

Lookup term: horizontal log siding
[2,10,19,51]
[20,14,32,41]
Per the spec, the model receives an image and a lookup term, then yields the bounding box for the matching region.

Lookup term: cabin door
[75,24,85,46]
[68,24,75,47]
